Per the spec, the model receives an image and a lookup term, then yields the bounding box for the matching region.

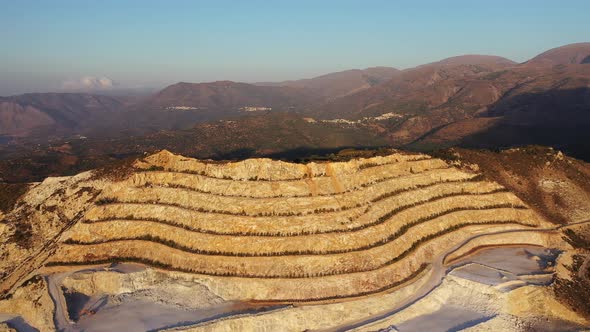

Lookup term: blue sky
[1,0,589,95]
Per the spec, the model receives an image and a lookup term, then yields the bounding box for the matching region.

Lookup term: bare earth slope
[0,93,125,138]
[524,42,590,66]
[256,67,400,99]
[306,45,590,158]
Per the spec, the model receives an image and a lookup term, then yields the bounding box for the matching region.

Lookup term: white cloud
[62,76,116,91]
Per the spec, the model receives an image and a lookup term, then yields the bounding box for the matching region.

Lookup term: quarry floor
[42,245,565,332]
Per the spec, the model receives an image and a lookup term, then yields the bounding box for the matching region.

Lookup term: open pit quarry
[0,149,589,331]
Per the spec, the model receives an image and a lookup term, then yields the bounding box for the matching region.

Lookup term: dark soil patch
[90,156,137,182]
[0,182,29,213]
[554,225,590,320]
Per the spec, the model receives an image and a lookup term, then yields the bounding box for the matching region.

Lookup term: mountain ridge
[415,54,516,68]
[2,43,590,166]
[0,93,125,137]
[523,42,590,66]
[256,66,400,99]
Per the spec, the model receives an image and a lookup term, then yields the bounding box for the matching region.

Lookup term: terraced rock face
[0,150,586,331]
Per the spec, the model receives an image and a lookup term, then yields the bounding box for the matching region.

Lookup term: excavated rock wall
[34,150,552,301]
[0,149,559,304]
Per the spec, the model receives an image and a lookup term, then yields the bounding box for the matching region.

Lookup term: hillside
[2,44,590,180]
[0,149,588,330]
[309,55,517,120]
[141,80,319,112]
[308,49,590,159]
[0,112,388,183]
[0,93,125,138]
[419,54,516,67]
[410,64,590,159]
[257,66,400,99]
[440,146,590,225]
[524,42,590,66]
[3,57,590,182]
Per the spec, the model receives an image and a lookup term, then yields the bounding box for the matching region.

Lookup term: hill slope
[308,49,590,157]
[524,42,590,66]
[0,93,124,137]
[257,67,400,99]
[309,61,515,123]
[142,80,319,111]
[410,64,590,158]
[420,54,516,67]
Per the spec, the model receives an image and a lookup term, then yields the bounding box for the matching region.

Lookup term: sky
[1,0,589,95]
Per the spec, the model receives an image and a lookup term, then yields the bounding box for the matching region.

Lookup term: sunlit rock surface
[0,150,588,331]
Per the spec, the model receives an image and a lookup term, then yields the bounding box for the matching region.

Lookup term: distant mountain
[3,44,590,164]
[256,67,400,99]
[418,54,516,68]
[523,42,590,66]
[309,56,516,121]
[483,65,590,125]
[398,63,590,160]
[308,50,590,159]
[142,80,319,112]
[0,93,124,138]
[117,81,323,134]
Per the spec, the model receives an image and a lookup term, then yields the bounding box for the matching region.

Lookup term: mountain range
[1,42,589,181]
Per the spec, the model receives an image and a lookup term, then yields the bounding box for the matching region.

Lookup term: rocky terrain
[0,148,588,331]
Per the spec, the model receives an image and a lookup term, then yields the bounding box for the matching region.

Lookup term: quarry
[0,149,588,331]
